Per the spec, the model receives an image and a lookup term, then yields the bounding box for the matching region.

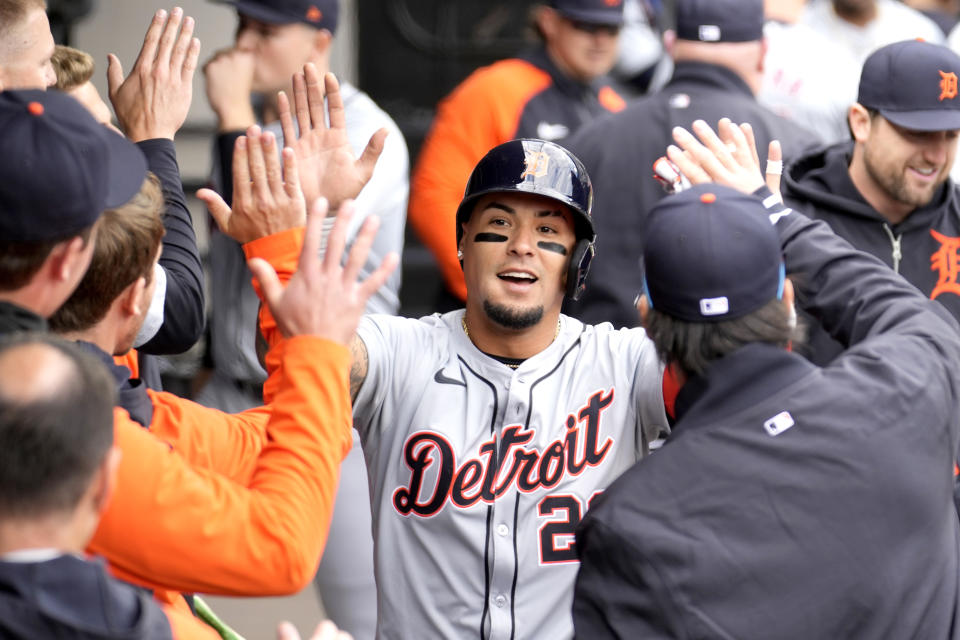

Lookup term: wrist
[215,104,256,132]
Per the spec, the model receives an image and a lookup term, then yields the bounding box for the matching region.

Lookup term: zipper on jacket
[882,223,903,273]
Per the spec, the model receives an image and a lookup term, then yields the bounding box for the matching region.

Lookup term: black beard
[483,300,544,330]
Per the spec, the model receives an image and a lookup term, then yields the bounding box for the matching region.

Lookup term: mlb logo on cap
[675,0,764,43]
[699,297,729,316]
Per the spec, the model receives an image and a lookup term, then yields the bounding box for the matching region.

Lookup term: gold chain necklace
[461,316,561,341]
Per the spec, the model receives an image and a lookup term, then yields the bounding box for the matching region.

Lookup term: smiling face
[849,107,958,223]
[460,192,576,333]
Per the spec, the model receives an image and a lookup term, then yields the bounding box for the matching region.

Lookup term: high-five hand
[108,7,200,141]
[247,198,399,345]
[665,118,783,200]
[277,63,388,212]
[197,126,306,244]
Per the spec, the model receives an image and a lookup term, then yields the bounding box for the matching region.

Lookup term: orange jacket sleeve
[408,60,552,301]
[88,336,353,596]
[146,390,271,483]
[137,230,302,482]
[243,228,305,405]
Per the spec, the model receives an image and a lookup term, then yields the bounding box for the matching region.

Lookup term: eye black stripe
[537,241,567,255]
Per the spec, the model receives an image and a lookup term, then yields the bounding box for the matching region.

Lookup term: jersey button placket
[489,420,519,639]
[489,378,523,639]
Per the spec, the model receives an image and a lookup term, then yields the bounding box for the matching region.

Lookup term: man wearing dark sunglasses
[409,0,628,308]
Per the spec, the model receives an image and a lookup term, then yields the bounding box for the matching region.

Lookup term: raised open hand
[277,63,388,212]
[108,7,200,141]
[665,118,783,200]
[197,125,306,244]
[247,198,399,345]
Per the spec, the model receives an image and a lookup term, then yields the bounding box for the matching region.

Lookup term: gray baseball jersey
[353,309,667,639]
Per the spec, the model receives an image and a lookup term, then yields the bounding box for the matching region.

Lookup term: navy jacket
[0,555,172,639]
[135,139,205,389]
[563,62,816,328]
[573,203,960,638]
[0,301,45,335]
[783,140,960,365]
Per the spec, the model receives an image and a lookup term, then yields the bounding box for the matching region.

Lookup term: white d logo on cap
[699,296,729,316]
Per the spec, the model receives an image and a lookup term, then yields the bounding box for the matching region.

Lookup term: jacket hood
[783,141,956,232]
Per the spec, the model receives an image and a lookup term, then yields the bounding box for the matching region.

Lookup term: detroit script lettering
[393,389,615,516]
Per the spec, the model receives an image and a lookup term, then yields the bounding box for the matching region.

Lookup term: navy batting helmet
[455,139,596,300]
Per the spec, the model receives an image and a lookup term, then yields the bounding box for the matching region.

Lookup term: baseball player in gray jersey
[347,139,668,639]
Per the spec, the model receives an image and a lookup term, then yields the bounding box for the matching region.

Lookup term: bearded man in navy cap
[573,121,960,639]
[783,39,960,366]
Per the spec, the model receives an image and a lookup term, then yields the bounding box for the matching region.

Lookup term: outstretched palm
[278,64,388,213]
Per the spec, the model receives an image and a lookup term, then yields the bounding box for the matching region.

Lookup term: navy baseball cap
[643,184,784,323]
[0,89,147,244]
[223,0,338,32]
[675,0,764,43]
[550,0,624,26]
[857,39,960,132]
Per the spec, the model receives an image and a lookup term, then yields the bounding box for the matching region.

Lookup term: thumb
[196,188,232,233]
[248,257,284,313]
[106,54,124,98]
[766,140,783,200]
[356,128,388,183]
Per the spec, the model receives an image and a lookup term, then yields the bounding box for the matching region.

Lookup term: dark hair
[0,226,94,293]
[0,333,115,518]
[48,174,164,333]
[643,297,803,377]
